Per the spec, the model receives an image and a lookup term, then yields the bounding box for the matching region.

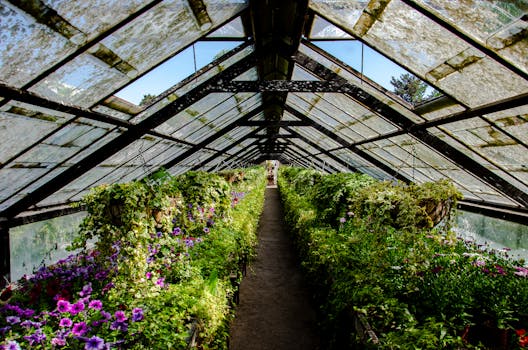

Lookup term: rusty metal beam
[207,80,352,92]
[240,120,310,127]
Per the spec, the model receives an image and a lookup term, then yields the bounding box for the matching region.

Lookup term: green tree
[390,73,428,105]
[139,93,157,106]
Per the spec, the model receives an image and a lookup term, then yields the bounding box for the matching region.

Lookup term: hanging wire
[360,41,364,85]
[192,43,198,86]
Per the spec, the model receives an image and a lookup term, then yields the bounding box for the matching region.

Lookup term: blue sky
[115,40,408,105]
[115,41,240,105]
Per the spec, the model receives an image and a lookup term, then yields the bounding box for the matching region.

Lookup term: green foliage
[3,167,267,349]
[390,73,440,105]
[139,93,157,106]
[278,167,528,349]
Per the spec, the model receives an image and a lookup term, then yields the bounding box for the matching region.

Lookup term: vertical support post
[0,223,10,289]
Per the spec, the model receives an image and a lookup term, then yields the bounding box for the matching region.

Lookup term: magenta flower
[59,318,73,327]
[70,301,85,315]
[146,271,152,279]
[89,300,103,310]
[72,322,88,336]
[115,310,127,322]
[57,300,71,313]
[84,336,105,350]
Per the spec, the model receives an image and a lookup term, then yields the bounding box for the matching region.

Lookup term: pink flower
[514,266,528,277]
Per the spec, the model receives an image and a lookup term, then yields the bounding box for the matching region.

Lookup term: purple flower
[156,231,162,238]
[347,211,355,217]
[72,322,89,336]
[5,341,21,350]
[57,300,71,313]
[79,283,93,297]
[132,308,144,322]
[70,301,85,315]
[110,320,128,332]
[89,300,103,310]
[0,326,11,335]
[102,282,114,293]
[84,336,105,350]
[59,318,73,327]
[24,329,46,345]
[146,271,152,279]
[172,227,181,236]
[6,316,20,324]
[101,310,111,320]
[114,311,127,322]
[203,227,210,234]
[339,217,346,223]
[156,277,165,288]
[19,320,41,328]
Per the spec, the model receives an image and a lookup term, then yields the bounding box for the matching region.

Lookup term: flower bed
[278,167,528,349]
[1,167,266,349]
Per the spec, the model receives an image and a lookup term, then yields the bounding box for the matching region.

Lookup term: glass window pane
[10,212,87,281]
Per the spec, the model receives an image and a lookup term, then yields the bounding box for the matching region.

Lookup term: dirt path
[229,186,320,350]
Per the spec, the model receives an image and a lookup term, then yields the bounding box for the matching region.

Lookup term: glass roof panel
[412,0,527,73]
[0,1,76,87]
[311,1,528,108]
[116,41,241,105]
[167,93,260,142]
[290,126,343,149]
[131,43,254,124]
[432,56,528,107]
[91,104,137,121]
[29,53,129,108]
[485,105,528,141]
[0,168,48,204]
[298,43,425,124]
[0,102,74,164]
[359,135,519,206]
[291,65,321,81]
[416,100,466,121]
[206,16,245,38]
[427,125,528,194]
[100,0,247,73]
[309,1,369,30]
[309,15,354,39]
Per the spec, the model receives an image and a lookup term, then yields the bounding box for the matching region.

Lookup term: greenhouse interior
[1,0,528,349]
